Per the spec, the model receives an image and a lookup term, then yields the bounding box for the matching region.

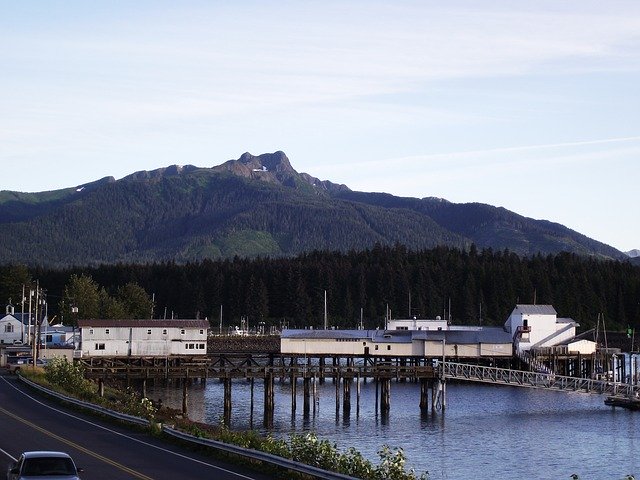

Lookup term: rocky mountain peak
[237,151,294,174]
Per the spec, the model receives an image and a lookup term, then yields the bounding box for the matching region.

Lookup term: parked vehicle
[7,451,82,479]
[7,358,48,374]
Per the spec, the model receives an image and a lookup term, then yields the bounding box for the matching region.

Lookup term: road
[0,371,274,480]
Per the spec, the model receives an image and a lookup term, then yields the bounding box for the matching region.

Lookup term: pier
[78,354,445,420]
[78,350,639,420]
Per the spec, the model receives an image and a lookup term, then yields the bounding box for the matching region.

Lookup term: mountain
[0,151,628,267]
[626,249,640,258]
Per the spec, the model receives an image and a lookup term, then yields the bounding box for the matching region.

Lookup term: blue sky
[2,1,639,252]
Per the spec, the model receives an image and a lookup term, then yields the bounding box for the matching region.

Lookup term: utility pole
[20,285,25,343]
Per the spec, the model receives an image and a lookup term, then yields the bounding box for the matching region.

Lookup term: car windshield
[21,457,76,476]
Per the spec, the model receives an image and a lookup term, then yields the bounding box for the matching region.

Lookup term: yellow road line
[0,405,154,480]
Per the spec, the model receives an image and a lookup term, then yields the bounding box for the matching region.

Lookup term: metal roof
[281,329,374,340]
[557,317,576,325]
[413,327,512,344]
[513,304,557,315]
[77,319,210,328]
[282,327,512,345]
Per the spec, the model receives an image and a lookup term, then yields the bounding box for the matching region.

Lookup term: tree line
[1,245,639,332]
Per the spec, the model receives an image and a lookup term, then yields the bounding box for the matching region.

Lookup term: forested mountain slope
[0,151,627,267]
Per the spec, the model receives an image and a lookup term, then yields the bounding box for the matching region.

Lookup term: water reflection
[147,378,639,480]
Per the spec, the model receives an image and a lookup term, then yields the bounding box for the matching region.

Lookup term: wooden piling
[182,380,188,417]
[335,371,341,411]
[419,378,428,410]
[303,375,311,413]
[312,373,318,414]
[223,377,232,425]
[250,377,255,413]
[291,370,297,412]
[380,378,390,411]
[356,372,361,413]
[319,357,325,384]
[343,374,351,410]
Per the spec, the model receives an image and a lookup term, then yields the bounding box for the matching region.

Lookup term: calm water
[148,378,639,479]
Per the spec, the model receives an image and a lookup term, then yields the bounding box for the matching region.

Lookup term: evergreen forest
[1,245,639,333]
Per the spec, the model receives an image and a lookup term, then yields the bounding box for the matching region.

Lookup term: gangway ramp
[442,361,640,397]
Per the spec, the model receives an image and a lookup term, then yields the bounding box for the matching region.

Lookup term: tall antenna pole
[408,291,411,318]
[324,290,327,330]
[219,305,223,335]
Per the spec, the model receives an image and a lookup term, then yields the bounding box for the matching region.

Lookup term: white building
[77,319,209,357]
[504,304,579,352]
[387,317,449,331]
[0,304,51,346]
[280,327,513,359]
[0,305,25,345]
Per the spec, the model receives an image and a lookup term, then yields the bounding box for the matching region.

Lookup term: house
[0,304,55,346]
[77,319,209,357]
[504,304,579,352]
[0,305,25,345]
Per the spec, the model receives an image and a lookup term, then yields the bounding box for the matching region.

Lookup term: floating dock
[604,395,640,410]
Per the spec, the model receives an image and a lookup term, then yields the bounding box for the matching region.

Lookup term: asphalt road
[0,371,275,480]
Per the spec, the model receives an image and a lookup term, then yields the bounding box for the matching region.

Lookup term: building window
[375,345,379,351]
[4,324,13,333]
[197,343,205,349]
[181,329,185,335]
[89,328,94,335]
[162,329,167,335]
[105,329,110,335]
[147,329,152,335]
[95,343,105,350]
[199,329,204,335]
[45,334,52,343]
[387,345,391,351]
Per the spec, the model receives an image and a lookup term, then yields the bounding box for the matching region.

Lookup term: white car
[7,358,48,374]
[7,451,82,480]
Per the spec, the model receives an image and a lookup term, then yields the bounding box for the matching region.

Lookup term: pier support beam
[291,370,297,413]
[223,377,232,425]
[419,378,428,410]
[343,375,351,411]
[380,377,391,412]
[303,375,311,414]
[182,380,188,418]
[264,372,274,427]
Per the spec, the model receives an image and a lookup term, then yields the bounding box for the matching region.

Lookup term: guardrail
[17,374,358,480]
[17,375,150,426]
[163,426,358,480]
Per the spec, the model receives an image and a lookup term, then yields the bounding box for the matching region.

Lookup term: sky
[2,1,639,252]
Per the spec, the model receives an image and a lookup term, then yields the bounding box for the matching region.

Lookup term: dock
[604,395,640,410]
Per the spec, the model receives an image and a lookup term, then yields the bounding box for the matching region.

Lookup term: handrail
[18,374,150,426]
[441,361,640,396]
